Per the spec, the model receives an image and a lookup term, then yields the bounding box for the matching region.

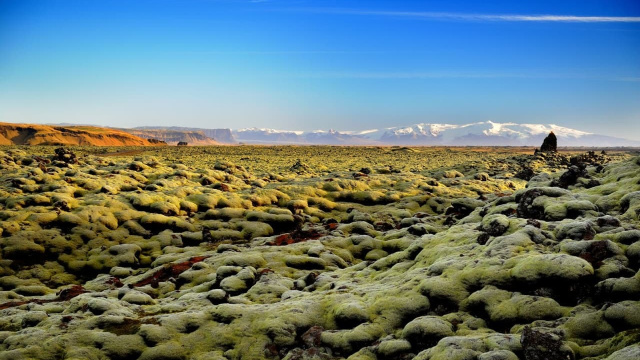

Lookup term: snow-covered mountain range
[232,121,639,146]
[129,122,638,146]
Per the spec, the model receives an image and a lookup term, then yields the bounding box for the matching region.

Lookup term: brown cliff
[0,123,167,146]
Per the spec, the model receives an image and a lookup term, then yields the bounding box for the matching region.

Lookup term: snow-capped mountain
[231,121,638,146]
[373,121,601,146]
[233,128,306,144]
[233,128,377,145]
[133,122,638,146]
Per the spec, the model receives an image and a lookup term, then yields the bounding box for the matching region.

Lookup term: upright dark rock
[540,132,557,152]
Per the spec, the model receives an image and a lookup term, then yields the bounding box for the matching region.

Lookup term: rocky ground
[0,145,639,360]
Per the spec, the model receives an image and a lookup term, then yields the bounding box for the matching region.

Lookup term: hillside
[0,123,166,146]
[123,129,221,145]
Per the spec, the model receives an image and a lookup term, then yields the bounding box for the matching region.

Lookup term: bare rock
[540,132,557,152]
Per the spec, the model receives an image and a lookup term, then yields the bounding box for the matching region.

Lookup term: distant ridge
[122,128,221,146]
[132,126,236,144]
[231,121,640,146]
[0,123,166,146]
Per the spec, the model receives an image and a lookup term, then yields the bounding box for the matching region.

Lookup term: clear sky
[1,0,639,139]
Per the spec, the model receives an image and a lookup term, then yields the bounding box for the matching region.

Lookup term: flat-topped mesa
[540,131,558,152]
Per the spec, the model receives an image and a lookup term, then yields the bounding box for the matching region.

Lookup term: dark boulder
[521,326,574,360]
[515,167,535,181]
[552,165,589,189]
[540,132,557,152]
[517,188,546,220]
[476,232,491,245]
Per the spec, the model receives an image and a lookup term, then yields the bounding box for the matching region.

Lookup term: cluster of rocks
[53,147,78,164]
[0,146,638,360]
[513,133,612,186]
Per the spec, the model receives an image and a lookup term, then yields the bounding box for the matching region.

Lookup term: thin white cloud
[283,71,640,81]
[167,50,436,55]
[288,71,523,79]
[293,8,640,23]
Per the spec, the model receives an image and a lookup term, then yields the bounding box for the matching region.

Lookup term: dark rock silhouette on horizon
[540,132,558,152]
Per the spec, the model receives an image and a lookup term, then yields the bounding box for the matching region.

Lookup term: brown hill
[0,123,167,146]
[123,129,220,145]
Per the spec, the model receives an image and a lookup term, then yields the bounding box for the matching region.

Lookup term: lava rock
[515,167,535,181]
[552,165,589,189]
[521,326,573,360]
[540,132,558,152]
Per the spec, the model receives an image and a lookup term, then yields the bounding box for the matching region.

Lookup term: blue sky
[1,0,639,139]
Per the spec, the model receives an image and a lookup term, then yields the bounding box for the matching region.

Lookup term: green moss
[284,255,326,270]
[418,277,467,305]
[0,234,46,260]
[320,322,385,354]
[237,220,273,239]
[402,316,454,347]
[508,254,594,283]
[0,146,638,359]
[246,211,295,229]
[463,287,565,325]
[204,208,246,220]
[563,310,615,340]
[371,292,430,328]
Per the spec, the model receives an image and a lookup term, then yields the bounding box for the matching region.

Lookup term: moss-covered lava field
[1,145,639,360]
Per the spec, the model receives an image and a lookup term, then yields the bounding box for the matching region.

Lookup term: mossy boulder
[463,287,565,326]
[563,310,615,340]
[402,316,454,349]
[509,254,594,284]
[332,301,370,329]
